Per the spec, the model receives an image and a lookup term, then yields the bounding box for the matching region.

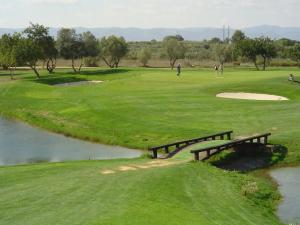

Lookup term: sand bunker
[217,92,289,101]
[54,80,103,87]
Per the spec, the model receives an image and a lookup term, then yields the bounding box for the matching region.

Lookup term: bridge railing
[191,133,271,161]
[149,131,233,159]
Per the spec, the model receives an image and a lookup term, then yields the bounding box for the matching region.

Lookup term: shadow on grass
[209,145,288,172]
[34,76,88,85]
[58,68,130,76]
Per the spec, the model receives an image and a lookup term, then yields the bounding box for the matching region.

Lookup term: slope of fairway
[0,159,281,225]
[0,67,299,163]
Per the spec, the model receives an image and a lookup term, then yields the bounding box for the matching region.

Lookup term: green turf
[0,159,281,225]
[1,67,299,224]
[1,67,299,163]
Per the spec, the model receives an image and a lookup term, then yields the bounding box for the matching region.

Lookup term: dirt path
[101,160,182,175]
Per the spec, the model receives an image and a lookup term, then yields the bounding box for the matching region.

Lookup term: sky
[0,0,299,28]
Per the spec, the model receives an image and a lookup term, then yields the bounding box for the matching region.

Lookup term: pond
[270,167,300,224]
[0,118,142,166]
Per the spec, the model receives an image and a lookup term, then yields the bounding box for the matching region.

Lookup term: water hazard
[0,118,142,166]
[270,167,300,224]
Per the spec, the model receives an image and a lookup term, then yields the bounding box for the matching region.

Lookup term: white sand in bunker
[216,92,289,101]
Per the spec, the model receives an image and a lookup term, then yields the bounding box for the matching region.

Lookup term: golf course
[1,67,300,224]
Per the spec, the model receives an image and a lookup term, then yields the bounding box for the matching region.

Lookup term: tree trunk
[102,57,114,68]
[30,65,40,78]
[253,59,259,71]
[46,59,55,74]
[263,56,267,71]
[9,67,14,80]
[170,59,177,70]
[78,58,83,73]
[71,58,78,73]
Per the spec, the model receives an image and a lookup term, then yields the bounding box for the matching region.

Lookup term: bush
[84,57,100,67]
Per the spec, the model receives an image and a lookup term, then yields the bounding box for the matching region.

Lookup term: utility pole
[227,26,230,43]
[222,25,225,42]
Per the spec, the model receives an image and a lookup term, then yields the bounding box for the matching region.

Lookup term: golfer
[177,63,181,76]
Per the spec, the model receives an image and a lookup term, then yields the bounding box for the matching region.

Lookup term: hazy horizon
[0,0,299,28]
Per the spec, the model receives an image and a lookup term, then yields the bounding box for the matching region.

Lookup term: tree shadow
[210,144,288,172]
[34,76,88,85]
[58,68,130,76]
[0,72,25,77]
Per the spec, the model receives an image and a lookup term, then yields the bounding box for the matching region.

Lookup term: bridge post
[220,135,224,140]
[263,136,268,144]
[194,152,200,161]
[206,150,211,157]
[257,138,261,143]
[153,149,158,159]
[164,146,169,154]
[227,133,231,140]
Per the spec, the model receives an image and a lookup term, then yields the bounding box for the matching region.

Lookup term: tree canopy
[99,35,128,68]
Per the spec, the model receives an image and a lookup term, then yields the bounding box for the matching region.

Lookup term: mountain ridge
[1,25,299,41]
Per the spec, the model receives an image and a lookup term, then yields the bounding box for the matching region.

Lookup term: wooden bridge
[149,132,271,161]
[149,131,233,159]
[191,133,271,161]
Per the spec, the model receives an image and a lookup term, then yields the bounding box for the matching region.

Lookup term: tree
[163,35,184,42]
[0,33,20,79]
[23,23,57,75]
[138,48,152,67]
[256,37,277,70]
[237,38,260,70]
[289,44,300,67]
[163,37,186,69]
[99,36,128,68]
[213,43,232,66]
[231,30,246,44]
[56,28,85,73]
[209,37,223,44]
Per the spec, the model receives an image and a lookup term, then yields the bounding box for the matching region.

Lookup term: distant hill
[1,25,300,41]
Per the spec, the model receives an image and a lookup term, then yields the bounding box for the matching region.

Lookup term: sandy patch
[217,92,289,101]
[100,160,180,175]
[54,80,103,87]
[118,166,137,171]
[101,170,115,175]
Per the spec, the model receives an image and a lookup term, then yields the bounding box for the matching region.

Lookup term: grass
[1,66,300,224]
[0,159,281,225]
[1,67,300,163]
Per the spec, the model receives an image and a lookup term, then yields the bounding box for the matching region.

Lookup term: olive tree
[237,38,261,70]
[256,37,277,70]
[138,47,152,67]
[99,36,128,68]
[56,28,85,73]
[163,37,186,69]
[23,23,57,75]
[289,44,300,67]
[0,33,20,79]
[213,43,232,66]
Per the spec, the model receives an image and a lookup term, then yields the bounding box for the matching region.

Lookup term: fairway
[0,67,299,224]
[0,68,299,162]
